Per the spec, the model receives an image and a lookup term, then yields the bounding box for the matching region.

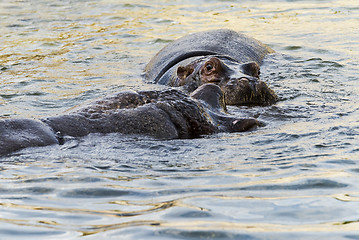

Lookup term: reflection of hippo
[145,29,278,106]
[0,84,259,155]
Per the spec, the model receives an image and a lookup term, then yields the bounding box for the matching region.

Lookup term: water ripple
[1,0,359,239]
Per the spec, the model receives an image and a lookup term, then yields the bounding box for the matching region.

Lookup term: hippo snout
[221,77,278,106]
[222,77,258,94]
[236,77,258,94]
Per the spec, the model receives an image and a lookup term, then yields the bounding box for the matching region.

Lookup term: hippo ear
[177,65,194,81]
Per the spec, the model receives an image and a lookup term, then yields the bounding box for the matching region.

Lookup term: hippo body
[0,84,259,156]
[0,29,278,155]
[145,29,278,106]
[0,118,59,155]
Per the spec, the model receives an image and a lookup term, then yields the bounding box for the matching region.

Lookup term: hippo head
[170,56,278,106]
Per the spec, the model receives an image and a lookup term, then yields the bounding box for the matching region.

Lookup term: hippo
[0,84,259,156]
[0,29,278,155]
[145,29,278,106]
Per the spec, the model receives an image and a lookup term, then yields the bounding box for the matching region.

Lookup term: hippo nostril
[238,77,257,93]
[238,77,249,82]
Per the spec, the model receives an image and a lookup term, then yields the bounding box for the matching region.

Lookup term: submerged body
[0,29,277,155]
[145,29,278,106]
[0,84,259,156]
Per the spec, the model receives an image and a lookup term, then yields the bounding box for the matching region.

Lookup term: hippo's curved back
[145,29,274,83]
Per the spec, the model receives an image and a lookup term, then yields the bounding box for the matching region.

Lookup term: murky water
[1,0,359,239]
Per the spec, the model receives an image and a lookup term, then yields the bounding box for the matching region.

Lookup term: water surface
[1,0,359,239]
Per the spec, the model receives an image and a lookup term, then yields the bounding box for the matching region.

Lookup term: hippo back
[145,29,274,83]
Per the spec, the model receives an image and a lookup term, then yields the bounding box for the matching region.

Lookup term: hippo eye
[206,63,213,72]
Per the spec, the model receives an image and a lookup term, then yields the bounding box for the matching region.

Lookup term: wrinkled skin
[145,29,278,106]
[0,29,275,155]
[168,56,278,106]
[0,84,259,156]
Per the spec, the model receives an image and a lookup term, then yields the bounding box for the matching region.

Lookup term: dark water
[1,0,359,239]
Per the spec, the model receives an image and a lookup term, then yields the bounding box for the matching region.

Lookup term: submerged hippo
[145,29,278,106]
[0,29,278,155]
[0,84,259,156]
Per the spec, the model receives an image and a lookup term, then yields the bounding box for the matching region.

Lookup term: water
[1,0,359,239]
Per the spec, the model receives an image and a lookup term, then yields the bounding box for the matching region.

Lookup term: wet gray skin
[0,29,274,155]
[145,29,278,106]
[0,84,259,156]
[165,55,278,106]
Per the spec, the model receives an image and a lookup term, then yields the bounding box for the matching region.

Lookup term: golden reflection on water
[2,215,359,237]
[0,0,357,107]
[3,191,359,236]
[160,219,359,232]
[1,0,359,238]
